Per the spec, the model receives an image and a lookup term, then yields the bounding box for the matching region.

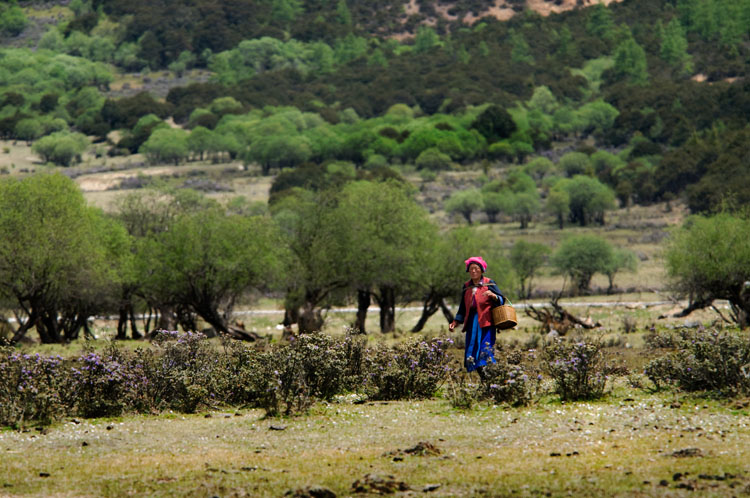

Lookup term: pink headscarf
[464,256,487,272]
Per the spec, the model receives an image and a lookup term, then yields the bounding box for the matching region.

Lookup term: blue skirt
[464,310,496,372]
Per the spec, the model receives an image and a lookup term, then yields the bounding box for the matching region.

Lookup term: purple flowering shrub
[363,337,455,401]
[541,339,610,401]
[71,345,148,418]
[644,330,750,395]
[643,327,703,350]
[140,330,225,413]
[479,347,540,406]
[250,332,367,416]
[1,332,459,424]
[0,347,69,427]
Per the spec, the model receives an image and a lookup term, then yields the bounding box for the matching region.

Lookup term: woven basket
[491,304,517,330]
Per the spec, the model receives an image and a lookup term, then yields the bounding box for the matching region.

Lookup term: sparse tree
[446,189,482,224]
[665,212,750,327]
[551,234,614,295]
[510,240,550,299]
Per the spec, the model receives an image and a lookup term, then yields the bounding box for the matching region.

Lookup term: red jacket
[455,277,502,331]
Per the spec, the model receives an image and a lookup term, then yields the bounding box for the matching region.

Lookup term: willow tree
[335,180,434,333]
[665,212,750,327]
[0,173,126,343]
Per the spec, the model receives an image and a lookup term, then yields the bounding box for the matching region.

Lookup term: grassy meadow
[2,385,749,497]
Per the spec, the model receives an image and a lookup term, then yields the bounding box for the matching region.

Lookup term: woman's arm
[484,280,505,305]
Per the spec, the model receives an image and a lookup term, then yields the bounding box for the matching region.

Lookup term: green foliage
[612,33,649,85]
[209,37,336,85]
[557,175,616,226]
[550,234,614,294]
[659,18,692,75]
[0,1,28,37]
[509,190,542,229]
[481,191,508,224]
[586,2,616,42]
[510,240,550,298]
[545,183,570,229]
[14,118,44,143]
[541,339,611,401]
[645,329,750,395]
[470,105,516,144]
[335,180,435,332]
[445,189,482,224]
[415,147,453,171]
[0,174,123,343]
[414,26,442,53]
[558,151,592,177]
[31,131,89,166]
[139,127,189,165]
[523,156,555,181]
[664,212,750,327]
[602,248,638,292]
[0,48,112,92]
[144,210,286,333]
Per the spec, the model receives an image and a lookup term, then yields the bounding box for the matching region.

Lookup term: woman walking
[449,256,505,376]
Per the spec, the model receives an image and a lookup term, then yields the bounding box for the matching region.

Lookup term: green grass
[1,389,748,497]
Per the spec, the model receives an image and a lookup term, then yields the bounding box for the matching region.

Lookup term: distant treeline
[2,0,750,213]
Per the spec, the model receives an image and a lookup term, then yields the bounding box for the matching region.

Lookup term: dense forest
[2,0,750,225]
[2,0,750,214]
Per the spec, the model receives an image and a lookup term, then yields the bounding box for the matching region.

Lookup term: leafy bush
[142,330,225,413]
[1,332,460,425]
[479,348,540,406]
[0,348,68,427]
[541,339,610,401]
[364,337,454,401]
[644,330,750,396]
[70,346,148,418]
[251,332,367,416]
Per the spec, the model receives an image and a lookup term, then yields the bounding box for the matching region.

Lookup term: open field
[1,387,749,497]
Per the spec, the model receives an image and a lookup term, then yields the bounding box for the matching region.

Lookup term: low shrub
[251,332,367,416]
[644,330,750,396]
[364,337,455,401]
[0,349,68,427]
[479,347,540,406]
[541,339,610,401]
[143,330,225,413]
[0,332,459,424]
[643,327,701,350]
[70,346,147,418]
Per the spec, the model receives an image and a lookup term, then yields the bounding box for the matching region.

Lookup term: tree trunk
[411,291,440,332]
[129,305,142,339]
[156,306,177,331]
[299,302,324,333]
[116,307,128,340]
[353,289,370,334]
[377,286,396,333]
[439,298,454,322]
[8,311,38,345]
[39,311,61,343]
